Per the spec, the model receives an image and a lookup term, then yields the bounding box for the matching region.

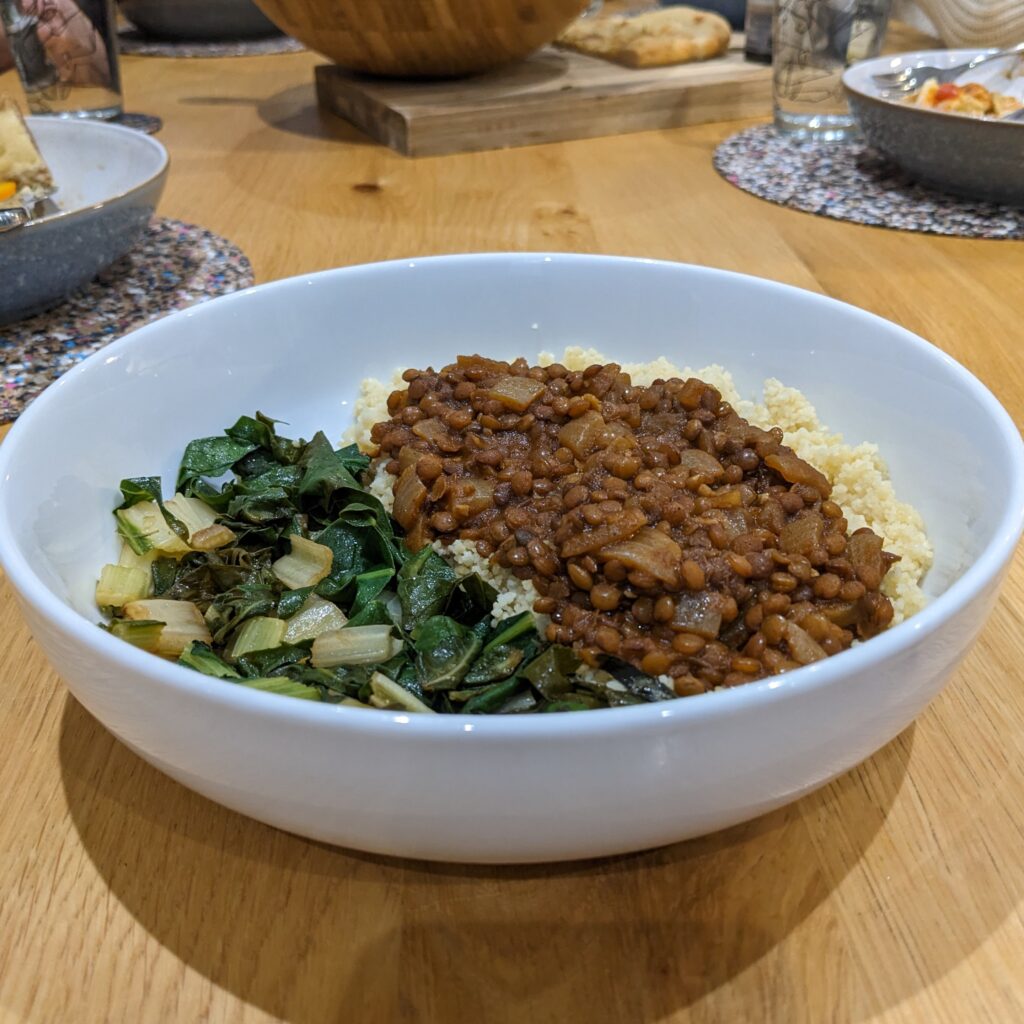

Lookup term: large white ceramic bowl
[0,118,168,324]
[844,50,1024,205]
[0,254,1021,863]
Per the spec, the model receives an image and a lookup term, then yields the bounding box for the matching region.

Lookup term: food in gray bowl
[119,0,281,41]
[844,49,1024,207]
[0,118,168,326]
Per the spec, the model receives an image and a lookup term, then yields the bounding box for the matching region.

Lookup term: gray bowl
[119,0,281,41]
[0,118,168,325]
[844,49,1024,207]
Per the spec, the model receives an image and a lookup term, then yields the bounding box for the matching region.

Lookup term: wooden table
[2,32,1023,1024]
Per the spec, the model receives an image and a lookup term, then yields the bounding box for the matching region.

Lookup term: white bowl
[844,50,1024,205]
[0,118,168,324]
[0,254,1021,863]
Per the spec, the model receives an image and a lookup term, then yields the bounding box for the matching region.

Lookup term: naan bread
[556,7,731,68]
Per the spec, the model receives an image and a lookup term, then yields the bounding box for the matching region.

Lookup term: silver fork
[0,207,32,234]
[872,43,1024,93]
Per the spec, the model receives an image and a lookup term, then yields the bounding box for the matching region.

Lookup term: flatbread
[556,7,731,68]
[0,95,54,208]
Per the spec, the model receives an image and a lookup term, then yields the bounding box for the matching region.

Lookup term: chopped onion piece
[671,450,725,479]
[598,527,683,586]
[392,464,428,531]
[671,592,723,639]
[558,410,606,460]
[487,375,546,413]
[785,621,827,664]
[561,506,646,559]
[765,450,831,498]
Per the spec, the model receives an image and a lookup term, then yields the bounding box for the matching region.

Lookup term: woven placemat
[118,29,304,58]
[713,124,1024,240]
[1,217,253,423]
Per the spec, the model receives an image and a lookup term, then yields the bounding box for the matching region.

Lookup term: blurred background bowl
[0,118,167,325]
[250,0,591,77]
[844,50,1024,206]
[119,0,281,41]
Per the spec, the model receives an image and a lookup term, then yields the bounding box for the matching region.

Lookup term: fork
[0,207,31,234]
[872,43,1024,93]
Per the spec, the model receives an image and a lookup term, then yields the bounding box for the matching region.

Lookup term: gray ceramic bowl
[844,49,1024,206]
[119,0,280,41]
[0,118,168,325]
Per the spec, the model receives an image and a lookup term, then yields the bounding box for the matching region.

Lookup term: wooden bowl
[250,0,591,77]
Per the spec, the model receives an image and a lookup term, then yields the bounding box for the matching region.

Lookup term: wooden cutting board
[315,33,771,157]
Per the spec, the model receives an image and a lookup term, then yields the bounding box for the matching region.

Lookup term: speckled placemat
[713,124,1024,240]
[1,217,253,423]
[118,29,304,58]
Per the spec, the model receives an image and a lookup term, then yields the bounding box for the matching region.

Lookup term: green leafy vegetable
[522,645,581,699]
[413,615,485,691]
[445,573,499,626]
[179,641,241,678]
[177,435,258,491]
[117,477,163,509]
[398,547,458,632]
[602,657,676,702]
[462,677,523,714]
[98,409,643,711]
[236,643,312,679]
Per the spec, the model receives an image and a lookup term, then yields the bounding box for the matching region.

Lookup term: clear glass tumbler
[0,0,122,119]
[772,0,891,140]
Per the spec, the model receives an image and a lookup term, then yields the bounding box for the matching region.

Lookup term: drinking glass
[0,0,122,119]
[772,0,891,140]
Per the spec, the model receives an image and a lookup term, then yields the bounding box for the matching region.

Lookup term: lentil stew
[372,355,899,695]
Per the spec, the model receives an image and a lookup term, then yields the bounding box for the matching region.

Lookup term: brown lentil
[370,356,898,690]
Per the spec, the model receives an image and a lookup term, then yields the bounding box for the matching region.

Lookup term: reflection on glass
[0,0,122,118]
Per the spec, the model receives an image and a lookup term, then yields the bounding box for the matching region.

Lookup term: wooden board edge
[315,64,413,155]
[402,78,772,156]
[316,49,771,120]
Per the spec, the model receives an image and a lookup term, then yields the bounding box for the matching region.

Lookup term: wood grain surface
[315,33,772,156]
[2,25,1024,1023]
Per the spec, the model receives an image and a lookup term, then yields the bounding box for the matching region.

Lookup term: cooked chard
[123,599,211,658]
[96,564,151,608]
[98,412,661,711]
[163,493,219,541]
[116,500,191,557]
[179,641,241,678]
[272,534,334,589]
[110,618,165,652]
[117,540,158,571]
[311,625,400,667]
[229,616,287,659]
[368,671,435,713]
[236,677,321,701]
[282,594,348,643]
